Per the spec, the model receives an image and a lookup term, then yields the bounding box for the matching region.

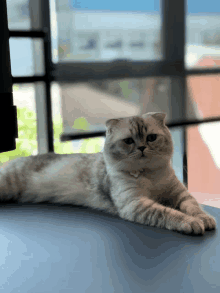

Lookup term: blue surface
[0,203,219,292]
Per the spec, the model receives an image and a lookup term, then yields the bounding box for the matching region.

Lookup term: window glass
[186,0,220,69]
[6,0,31,30]
[56,77,183,182]
[59,77,171,135]
[53,0,162,62]
[9,38,45,77]
[186,74,220,120]
[51,82,77,154]
[187,123,220,208]
[186,73,220,208]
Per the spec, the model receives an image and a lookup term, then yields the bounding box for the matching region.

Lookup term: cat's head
[103,112,174,172]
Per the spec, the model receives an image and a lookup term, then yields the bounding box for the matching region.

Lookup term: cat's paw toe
[179,217,205,235]
[196,214,216,231]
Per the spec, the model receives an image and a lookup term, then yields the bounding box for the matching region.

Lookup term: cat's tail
[0,157,30,202]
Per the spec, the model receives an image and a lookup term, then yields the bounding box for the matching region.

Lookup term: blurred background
[3,0,220,207]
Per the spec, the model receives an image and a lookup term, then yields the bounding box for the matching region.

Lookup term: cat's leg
[115,193,205,235]
[175,190,216,231]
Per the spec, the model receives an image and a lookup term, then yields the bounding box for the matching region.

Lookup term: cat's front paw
[196,213,216,231]
[179,216,205,235]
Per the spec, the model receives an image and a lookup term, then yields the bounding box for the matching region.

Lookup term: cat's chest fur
[109,167,175,207]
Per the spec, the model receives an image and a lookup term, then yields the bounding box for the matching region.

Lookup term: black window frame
[8,0,220,188]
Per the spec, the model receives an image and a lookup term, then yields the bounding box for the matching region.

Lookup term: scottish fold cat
[0,112,216,235]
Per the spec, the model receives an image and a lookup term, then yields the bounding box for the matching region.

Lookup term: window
[186,0,220,206]
[4,0,220,207]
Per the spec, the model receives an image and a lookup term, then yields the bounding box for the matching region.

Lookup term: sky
[70,0,220,13]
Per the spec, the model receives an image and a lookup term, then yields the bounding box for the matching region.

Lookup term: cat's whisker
[128,153,139,159]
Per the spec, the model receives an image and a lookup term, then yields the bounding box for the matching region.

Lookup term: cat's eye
[147,134,157,142]
[123,137,134,145]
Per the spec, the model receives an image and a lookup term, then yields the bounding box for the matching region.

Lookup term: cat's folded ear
[105,118,122,135]
[142,112,167,124]
[142,112,167,125]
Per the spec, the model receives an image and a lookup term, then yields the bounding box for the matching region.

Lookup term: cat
[0,112,216,235]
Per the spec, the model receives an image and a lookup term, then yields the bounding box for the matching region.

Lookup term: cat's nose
[138,146,146,152]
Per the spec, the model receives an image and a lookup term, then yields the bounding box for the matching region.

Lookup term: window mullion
[162,0,187,186]
[29,0,54,154]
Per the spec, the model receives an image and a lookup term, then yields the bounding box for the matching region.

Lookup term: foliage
[119,80,133,99]
[0,107,37,166]
[72,117,90,131]
[71,117,103,153]
[0,108,103,166]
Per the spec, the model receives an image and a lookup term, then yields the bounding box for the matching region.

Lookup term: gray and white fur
[0,112,216,235]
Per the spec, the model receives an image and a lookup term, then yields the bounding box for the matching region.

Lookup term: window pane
[186,74,220,120]
[186,0,220,69]
[0,84,37,166]
[6,0,31,30]
[55,77,183,182]
[60,77,171,134]
[186,73,220,208]
[187,123,220,208]
[51,82,77,154]
[53,0,162,62]
[9,38,45,77]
